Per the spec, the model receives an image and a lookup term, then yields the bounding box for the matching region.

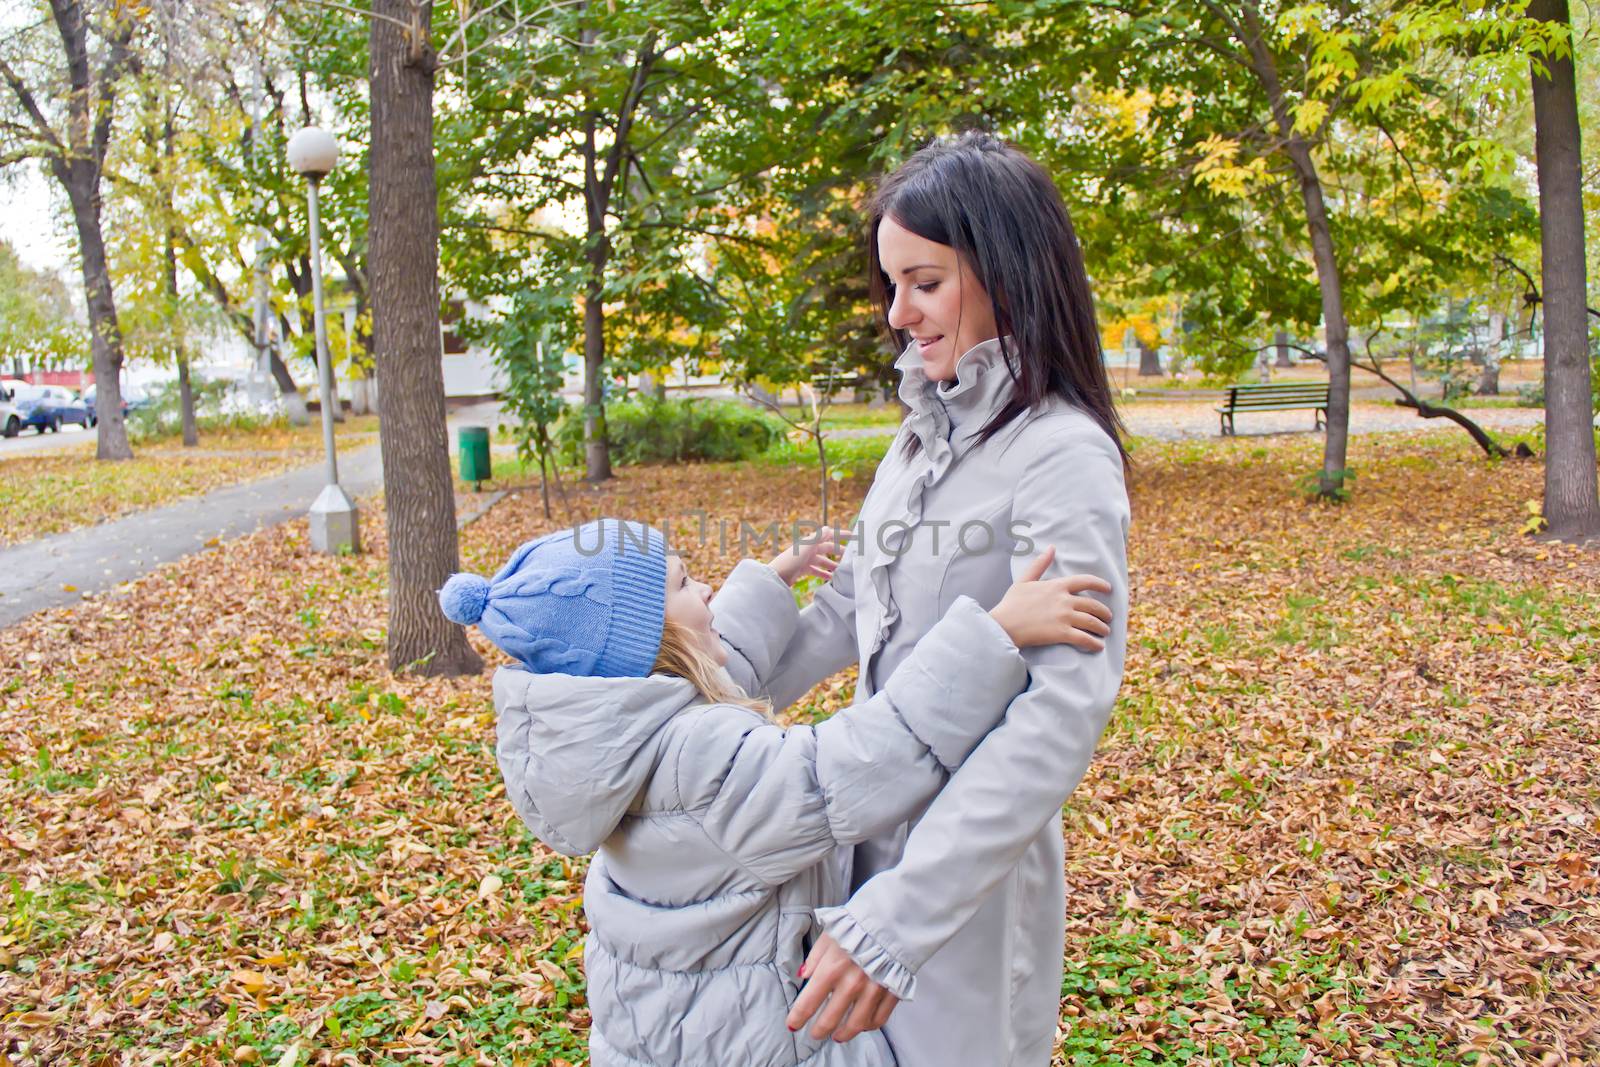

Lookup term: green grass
[1057,926,1466,1066]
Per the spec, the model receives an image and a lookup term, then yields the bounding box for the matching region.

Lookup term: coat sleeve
[677,595,1027,889]
[760,533,862,712]
[816,427,1131,1000]
[712,559,801,697]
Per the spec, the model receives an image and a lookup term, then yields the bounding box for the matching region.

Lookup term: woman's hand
[769,526,841,587]
[785,933,899,1042]
[989,545,1114,651]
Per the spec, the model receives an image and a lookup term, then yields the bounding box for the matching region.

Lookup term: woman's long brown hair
[867,132,1129,466]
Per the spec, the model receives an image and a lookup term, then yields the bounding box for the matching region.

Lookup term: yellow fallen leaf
[234,1047,259,1064]
[152,931,174,953]
[274,1046,301,1067]
[232,969,268,995]
[478,873,503,898]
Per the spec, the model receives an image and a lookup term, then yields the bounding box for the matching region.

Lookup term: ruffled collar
[894,336,1021,450]
[857,337,1024,671]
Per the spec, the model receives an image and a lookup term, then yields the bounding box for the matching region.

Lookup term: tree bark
[582,215,612,482]
[370,0,482,677]
[162,121,198,448]
[1137,340,1163,377]
[575,27,657,483]
[46,0,132,460]
[172,213,197,447]
[1529,0,1600,542]
[1240,3,1351,497]
[1476,312,1504,396]
[1275,329,1293,368]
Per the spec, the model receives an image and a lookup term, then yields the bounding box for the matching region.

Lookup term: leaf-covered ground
[0,419,380,547]
[1,430,1595,1066]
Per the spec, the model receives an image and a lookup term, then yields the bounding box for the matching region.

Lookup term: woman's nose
[887,285,916,330]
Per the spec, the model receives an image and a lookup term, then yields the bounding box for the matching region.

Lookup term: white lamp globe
[287,127,340,180]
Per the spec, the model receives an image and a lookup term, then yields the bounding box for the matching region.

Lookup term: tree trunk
[582,267,611,482]
[1529,0,1600,542]
[46,0,131,461]
[1275,330,1292,368]
[177,354,197,446]
[573,29,654,482]
[370,0,482,677]
[581,98,613,484]
[1137,340,1163,377]
[63,171,132,460]
[268,348,311,424]
[1476,313,1504,396]
[163,173,198,448]
[1240,5,1351,497]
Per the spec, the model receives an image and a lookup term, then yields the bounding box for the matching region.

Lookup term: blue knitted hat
[438,518,668,678]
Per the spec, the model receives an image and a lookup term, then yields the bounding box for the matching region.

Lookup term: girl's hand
[769,526,841,587]
[785,933,899,1042]
[989,546,1114,651]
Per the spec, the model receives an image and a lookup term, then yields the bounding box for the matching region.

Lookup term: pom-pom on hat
[438,518,668,678]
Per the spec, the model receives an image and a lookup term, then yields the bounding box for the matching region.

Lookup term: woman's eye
[914,282,939,293]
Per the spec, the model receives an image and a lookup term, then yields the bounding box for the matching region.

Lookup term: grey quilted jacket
[493,559,1030,1067]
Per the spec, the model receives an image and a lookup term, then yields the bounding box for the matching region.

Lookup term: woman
[765,132,1132,1065]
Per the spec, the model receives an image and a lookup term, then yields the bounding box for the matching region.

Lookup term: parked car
[83,383,150,427]
[12,384,90,433]
[0,383,20,438]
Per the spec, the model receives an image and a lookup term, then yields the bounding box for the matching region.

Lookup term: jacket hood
[493,664,700,854]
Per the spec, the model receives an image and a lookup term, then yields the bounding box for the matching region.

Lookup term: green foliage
[1057,926,1459,1066]
[1028,3,1540,379]
[483,288,577,479]
[0,241,83,367]
[125,378,272,443]
[553,396,783,466]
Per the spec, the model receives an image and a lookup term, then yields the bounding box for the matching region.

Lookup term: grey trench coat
[760,337,1132,1066]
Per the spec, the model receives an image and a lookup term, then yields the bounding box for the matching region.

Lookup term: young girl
[439,517,1114,1067]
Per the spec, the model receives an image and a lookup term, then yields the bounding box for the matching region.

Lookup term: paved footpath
[0,402,513,629]
[0,444,386,629]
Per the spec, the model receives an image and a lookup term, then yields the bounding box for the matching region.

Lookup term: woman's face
[877,215,999,382]
[663,554,727,665]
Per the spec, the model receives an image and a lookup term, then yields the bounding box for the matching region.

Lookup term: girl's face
[663,554,726,665]
[877,215,999,382]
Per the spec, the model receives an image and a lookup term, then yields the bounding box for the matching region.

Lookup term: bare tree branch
[0,55,63,151]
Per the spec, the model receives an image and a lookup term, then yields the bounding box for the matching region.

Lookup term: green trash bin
[458,426,491,488]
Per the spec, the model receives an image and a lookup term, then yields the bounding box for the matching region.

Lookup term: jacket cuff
[815,905,918,1001]
[712,559,801,687]
[880,595,1027,769]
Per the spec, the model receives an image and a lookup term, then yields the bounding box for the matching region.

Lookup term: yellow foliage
[1193,135,1269,198]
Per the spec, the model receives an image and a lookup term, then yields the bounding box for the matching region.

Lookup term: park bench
[1216,382,1329,436]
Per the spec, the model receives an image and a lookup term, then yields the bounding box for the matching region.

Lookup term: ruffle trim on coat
[859,338,1019,664]
[814,905,918,1001]
[860,403,954,663]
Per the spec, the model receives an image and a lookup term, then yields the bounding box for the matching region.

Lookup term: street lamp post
[287,126,360,555]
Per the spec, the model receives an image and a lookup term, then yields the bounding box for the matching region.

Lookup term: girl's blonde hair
[652,620,773,718]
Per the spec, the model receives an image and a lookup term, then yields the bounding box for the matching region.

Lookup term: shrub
[552,396,783,466]
[126,377,275,444]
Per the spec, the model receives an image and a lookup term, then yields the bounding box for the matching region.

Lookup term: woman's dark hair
[867,132,1128,464]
